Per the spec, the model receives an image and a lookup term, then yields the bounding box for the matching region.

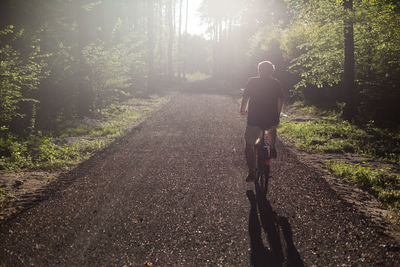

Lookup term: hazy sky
[186,0,207,36]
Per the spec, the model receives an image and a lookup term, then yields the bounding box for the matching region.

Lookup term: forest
[2,1,400,264]
[0,0,399,172]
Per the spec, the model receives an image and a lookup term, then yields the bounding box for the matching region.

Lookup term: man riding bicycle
[240,61,283,182]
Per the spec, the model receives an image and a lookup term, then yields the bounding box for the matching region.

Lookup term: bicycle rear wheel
[255,163,269,195]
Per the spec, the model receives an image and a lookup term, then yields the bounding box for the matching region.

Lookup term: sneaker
[269,147,277,158]
[246,172,255,182]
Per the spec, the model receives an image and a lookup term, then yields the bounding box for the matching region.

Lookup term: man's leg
[244,125,262,181]
[245,142,256,172]
[267,128,277,158]
[267,128,277,148]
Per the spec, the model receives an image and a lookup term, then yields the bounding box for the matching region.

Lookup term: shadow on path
[247,189,304,267]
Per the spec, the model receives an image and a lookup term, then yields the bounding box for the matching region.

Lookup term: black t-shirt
[243,76,283,129]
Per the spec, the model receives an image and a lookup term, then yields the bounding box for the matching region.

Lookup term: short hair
[258,61,275,76]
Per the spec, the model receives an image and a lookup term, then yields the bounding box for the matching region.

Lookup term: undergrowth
[0,188,15,210]
[279,111,400,164]
[292,100,341,120]
[0,188,7,208]
[326,160,400,211]
[0,96,170,172]
[280,101,400,216]
[185,72,211,82]
[0,133,88,171]
[279,120,363,154]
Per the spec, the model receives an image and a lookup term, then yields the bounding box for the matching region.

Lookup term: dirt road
[0,88,399,266]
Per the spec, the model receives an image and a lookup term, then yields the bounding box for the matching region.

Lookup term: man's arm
[275,79,284,116]
[277,97,283,115]
[241,78,253,115]
[240,95,249,115]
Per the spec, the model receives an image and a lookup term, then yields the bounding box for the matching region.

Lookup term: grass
[279,120,364,154]
[0,135,84,171]
[279,108,400,164]
[326,160,400,211]
[185,72,211,82]
[0,188,6,208]
[279,101,400,216]
[0,95,171,172]
[292,100,341,120]
[0,188,15,210]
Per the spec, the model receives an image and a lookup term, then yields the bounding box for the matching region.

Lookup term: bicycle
[254,130,271,195]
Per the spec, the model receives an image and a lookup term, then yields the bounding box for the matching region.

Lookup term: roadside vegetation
[0,94,171,211]
[326,160,400,211]
[280,102,400,164]
[0,1,209,172]
[0,96,171,172]
[0,0,205,213]
[185,72,212,82]
[279,101,400,213]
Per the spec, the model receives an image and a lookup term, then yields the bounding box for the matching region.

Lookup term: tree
[147,0,155,92]
[199,0,246,77]
[342,0,356,120]
[178,0,183,79]
[0,0,215,139]
[183,0,189,78]
[0,25,48,135]
[167,0,175,79]
[278,0,400,124]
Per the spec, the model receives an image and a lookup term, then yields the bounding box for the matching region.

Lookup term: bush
[0,133,81,171]
[326,160,400,209]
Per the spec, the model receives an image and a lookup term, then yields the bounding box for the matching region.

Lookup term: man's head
[258,61,275,78]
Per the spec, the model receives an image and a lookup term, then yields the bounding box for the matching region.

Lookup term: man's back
[244,76,282,129]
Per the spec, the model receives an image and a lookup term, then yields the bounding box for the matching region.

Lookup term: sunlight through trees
[0,0,399,170]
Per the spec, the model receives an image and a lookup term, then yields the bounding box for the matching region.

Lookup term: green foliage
[79,140,108,154]
[292,101,341,120]
[0,0,208,140]
[279,118,400,164]
[281,1,345,90]
[0,25,49,129]
[326,160,400,209]
[0,133,81,171]
[248,26,283,65]
[0,95,170,172]
[353,0,400,124]
[185,72,211,81]
[247,0,400,124]
[0,188,9,208]
[59,125,92,138]
[279,120,363,154]
[0,188,5,202]
[81,35,146,110]
[0,129,109,171]
[354,1,400,84]
[0,0,204,173]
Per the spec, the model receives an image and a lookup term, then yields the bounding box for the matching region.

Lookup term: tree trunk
[183,0,188,78]
[74,0,93,116]
[147,0,155,93]
[342,0,356,120]
[178,0,183,79]
[158,0,165,74]
[167,0,174,80]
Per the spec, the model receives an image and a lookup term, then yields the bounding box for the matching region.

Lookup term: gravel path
[0,90,399,266]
